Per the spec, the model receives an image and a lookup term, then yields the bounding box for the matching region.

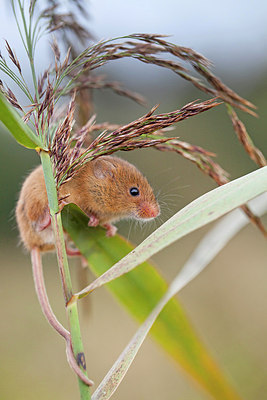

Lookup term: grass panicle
[5,40,22,74]
[41,1,93,45]
[0,2,265,237]
[227,105,266,167]
[55,33,255,115]
[52,98,222,188]
[154,139,229,185]
[67,73,147,106]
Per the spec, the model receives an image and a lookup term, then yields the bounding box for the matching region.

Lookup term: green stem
[67,298,91,398]
[51,212,73,302]
[17,0,39,102]
[40,150,91,400]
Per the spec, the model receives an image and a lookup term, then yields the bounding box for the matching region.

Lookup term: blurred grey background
[1,1,267,399]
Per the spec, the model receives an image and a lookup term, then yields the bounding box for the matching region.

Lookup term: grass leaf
[0,91,45,149]
[62,205,244,400]
[91,193,267,400]
[77,166,267,295]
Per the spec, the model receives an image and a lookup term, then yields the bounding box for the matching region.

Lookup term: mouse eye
[129,187,140,196]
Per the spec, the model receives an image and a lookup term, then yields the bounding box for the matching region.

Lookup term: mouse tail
[30,247,93,386]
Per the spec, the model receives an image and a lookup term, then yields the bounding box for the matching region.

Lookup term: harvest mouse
[16,155,160,253]
[16,155,160,387]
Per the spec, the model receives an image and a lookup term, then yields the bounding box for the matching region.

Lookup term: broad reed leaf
[62,205,244,400]
[0,92,44,149]
[91,193,267,400]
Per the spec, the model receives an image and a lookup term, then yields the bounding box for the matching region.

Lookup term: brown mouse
[16,155,160,386]
[16,155,160,253]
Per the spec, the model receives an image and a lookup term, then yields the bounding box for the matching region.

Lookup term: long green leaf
[91,193,267,400]
[0,92,45,149]
[62,206,242,400]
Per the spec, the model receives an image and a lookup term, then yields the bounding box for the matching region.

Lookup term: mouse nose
[138,202,160,219]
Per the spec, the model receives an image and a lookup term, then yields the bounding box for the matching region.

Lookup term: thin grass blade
[78,166,267,296]
[91,193,267,400]
[62,204,252,400]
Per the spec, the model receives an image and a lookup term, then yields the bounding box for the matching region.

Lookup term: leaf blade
[94,189,267,399]
[0,92,45,149]
[78,166,267,295]
[62,206,243,400]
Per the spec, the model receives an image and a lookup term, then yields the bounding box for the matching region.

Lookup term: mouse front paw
[103,223,117,237]
[88,214,100,227]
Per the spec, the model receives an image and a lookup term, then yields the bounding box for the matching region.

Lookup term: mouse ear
[93,158,116,179]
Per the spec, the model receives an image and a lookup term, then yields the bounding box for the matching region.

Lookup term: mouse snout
[137,201,160,220]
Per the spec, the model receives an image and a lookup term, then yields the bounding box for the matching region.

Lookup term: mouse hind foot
[102,223,117,237]
[35,207,51,232]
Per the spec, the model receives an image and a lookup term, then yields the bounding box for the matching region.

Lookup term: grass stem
[40,150,91,399]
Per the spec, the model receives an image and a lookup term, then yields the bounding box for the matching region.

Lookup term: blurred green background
[1,1,267,399]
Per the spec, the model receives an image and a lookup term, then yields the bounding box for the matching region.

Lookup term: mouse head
[91,156,160,222]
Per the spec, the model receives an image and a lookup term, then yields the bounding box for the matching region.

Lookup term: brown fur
[16,166,55,252]
[16,156,160,252]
